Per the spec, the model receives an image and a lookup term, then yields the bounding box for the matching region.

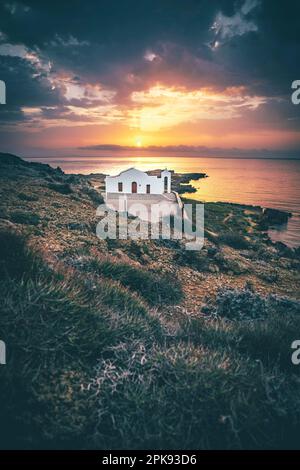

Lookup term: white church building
[105,168,172,195]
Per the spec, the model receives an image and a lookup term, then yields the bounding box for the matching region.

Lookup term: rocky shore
[0,152,298,304]
[1,152,300,449]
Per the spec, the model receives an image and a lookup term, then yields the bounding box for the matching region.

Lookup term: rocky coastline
[1,152,300,449]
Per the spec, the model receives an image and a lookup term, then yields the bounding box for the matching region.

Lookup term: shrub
[67,175,81,184]
[174,249,210,271]
[154,238,181,249]
[218,232,250,249]
[67,222,90,231]
[259,269,280,283]
[126,240,150,259]
[0,208,8,219]
[10,211,40,226]
[48,182,73,195]
[81,186,104,206]
[106,238,122,250]
[213,252,247,274]
[202,286,300,321]
[17,192,38,202]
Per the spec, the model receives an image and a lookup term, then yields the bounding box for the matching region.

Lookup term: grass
[181,198,257,243]
[235,310,300,372]
[86,257,183,306]
[0,230,41,279]
[1,229,300,449]
[1,154,300,449]
[0,234,112,447]
[90,340,300,449]
[0,230,161,448]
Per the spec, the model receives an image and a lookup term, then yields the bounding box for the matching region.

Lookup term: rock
[208,264,219,273]
[274,241,294,258]
[67,222,89,231]
[261,208,291,226]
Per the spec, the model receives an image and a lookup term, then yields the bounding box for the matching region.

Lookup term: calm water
[27,155,300,247]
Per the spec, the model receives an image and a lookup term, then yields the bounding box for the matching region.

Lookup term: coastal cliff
[0,153,300,450]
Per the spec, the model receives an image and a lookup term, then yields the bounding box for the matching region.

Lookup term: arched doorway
[164,176,168,193]
[131,181,137,193]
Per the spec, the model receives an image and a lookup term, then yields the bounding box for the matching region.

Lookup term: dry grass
[1,230,300,449]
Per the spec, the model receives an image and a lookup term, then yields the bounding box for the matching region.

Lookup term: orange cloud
[128,85,268,131]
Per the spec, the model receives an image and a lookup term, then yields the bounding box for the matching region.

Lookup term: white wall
[105,168,171,194]
[161,169,171,193]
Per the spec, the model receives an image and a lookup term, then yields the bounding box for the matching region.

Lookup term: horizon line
[22,155,300,161]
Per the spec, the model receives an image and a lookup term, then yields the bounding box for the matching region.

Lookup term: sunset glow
[0,1,299,158]
[135,137,143,147]
[1,0,300,453]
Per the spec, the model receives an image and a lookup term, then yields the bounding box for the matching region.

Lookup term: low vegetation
[80,185,104,206]
[83,257,183,306]
[174,249,210,271]
[1,229,300,449]
[1,153,300,449]
[202,285,300,321]
[218,232,250,249]
[9,211,41,226]
[48,182,74,195]
[0,230,161,448]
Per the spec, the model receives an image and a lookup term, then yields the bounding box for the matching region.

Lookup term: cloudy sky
[0,0,299,158]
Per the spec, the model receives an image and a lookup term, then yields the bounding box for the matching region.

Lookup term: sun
[135,137,143,147]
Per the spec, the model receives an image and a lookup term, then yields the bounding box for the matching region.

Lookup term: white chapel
[105,168,172,195]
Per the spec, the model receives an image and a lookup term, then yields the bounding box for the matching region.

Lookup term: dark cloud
[0,104,25,124]
[0,0,297,93]
[0,55,62,107]
[79,143,300,159]
[0,0,299,150]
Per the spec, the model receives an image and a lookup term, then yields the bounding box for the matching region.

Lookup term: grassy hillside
[0,153,300,449]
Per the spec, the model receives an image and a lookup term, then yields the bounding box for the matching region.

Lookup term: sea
[26,155,300,248]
